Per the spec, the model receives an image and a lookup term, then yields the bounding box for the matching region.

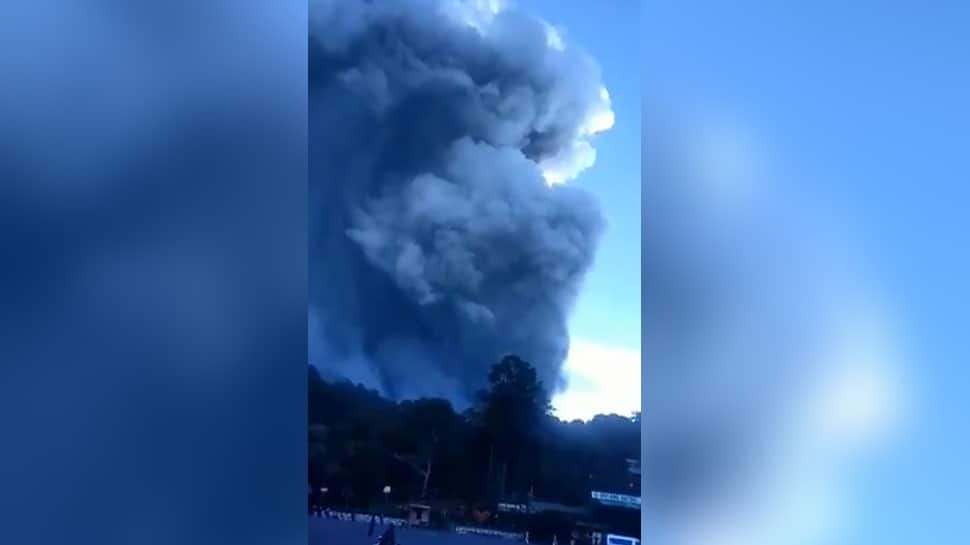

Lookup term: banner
[455,526,524,540]
[320,511,407,526]
[590,491,641,510]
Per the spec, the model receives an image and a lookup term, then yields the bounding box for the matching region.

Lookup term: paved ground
[309,518,516,545]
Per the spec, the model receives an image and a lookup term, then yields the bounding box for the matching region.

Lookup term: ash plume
[309,0,613,405]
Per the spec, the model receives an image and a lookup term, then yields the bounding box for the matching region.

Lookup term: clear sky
[515,0,643,422]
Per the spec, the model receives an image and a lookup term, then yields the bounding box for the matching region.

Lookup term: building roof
[530,500,589,516]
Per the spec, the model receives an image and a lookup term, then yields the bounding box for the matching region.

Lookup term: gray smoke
[309,0,613,405]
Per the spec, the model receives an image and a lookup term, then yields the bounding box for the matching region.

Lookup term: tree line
[309,355,640,511]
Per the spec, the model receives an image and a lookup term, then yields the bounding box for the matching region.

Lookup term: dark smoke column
[309,0,614,406]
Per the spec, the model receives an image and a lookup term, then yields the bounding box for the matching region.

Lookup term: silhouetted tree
[306,355,640,510]
[473,354,551,499]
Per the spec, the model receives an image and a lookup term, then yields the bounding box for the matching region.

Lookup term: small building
[588,490,640,540]
[406,503,431,527]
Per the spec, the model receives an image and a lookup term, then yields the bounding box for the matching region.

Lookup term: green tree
[307,361,641,511]
[475,354,551,499]
[392,398,460,498]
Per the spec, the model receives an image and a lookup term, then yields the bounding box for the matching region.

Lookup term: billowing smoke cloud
[642,109,903,544]
[309,0,613,404]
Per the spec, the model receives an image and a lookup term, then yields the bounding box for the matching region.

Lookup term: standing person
[311,487,322,517]
[368,513,377,537]
[375,525,396,545]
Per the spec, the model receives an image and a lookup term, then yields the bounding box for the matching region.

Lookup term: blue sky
[515,0,642,421]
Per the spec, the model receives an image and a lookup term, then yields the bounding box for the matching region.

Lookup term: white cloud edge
[553,338,641,421]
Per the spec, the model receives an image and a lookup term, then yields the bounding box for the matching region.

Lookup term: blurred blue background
[0,2,307,544]
[643,1,968,544]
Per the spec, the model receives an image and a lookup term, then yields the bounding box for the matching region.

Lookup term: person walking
[375,525,396,545]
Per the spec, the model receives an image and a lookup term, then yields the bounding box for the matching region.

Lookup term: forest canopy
[309,355,640,510]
